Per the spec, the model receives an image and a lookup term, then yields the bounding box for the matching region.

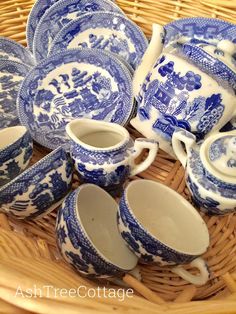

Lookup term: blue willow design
[0,131,33,186]
[18,49,133,150]
[0,148,73,220]
[164,17,236,47]
[209,136,236,168]
[33,0,123,61]
[77,164,130,189]
[26,0,60,51]
[186,176,234,215]
[0,60,30,129]
[50,12,148,69]
[56,189,124,277]
[118,196,197,265]
[138,55,224,141]
[0,37,35,66]
[188,149,236,199]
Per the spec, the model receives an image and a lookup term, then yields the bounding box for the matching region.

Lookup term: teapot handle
[129,138,158,176]
[172,128,196,168]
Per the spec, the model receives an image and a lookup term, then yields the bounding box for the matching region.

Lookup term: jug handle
[129,138,158,177]
[172,257,209,286]
[172,128,196,168]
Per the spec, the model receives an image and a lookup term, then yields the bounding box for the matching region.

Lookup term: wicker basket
[0,0,236,313]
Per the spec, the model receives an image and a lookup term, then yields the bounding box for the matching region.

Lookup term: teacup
[56,184,138,277]
[118,179,210,285]
[66,119,158,195]
[0,147,73,220]
[0,126,33,186]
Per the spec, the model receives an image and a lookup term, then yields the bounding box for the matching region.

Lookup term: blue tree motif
[49,172,68,200]
[32,193,52,211]
[6,160,21,179]
[197,93,224,137]
[57,225,67,244]
[65,251,89,273]
[29,183,49,199]
[121,231,140,253]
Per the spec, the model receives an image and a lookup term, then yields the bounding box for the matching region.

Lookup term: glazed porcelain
[0,126,33,186]
[66,119,158,194]
[164,17,236,48]
[0,147,73,220]
[0,37,35,66]
[56,184,138,277]
[33,0,124,62]
[0,60,31,129]
[172,128,236,215]
[17,48,134,150]
[118,179,210,285]
[131,23,236,157]
[49,11,148,70]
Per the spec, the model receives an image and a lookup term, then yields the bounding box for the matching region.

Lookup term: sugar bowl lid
[180,40,236,92]
[200,131,236,183]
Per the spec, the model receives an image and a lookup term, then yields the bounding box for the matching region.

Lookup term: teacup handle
[172,128,196,168]
[129,138,158,176]
[172,257,209,286]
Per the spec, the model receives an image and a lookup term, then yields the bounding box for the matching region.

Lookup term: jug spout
[133,23,165,98]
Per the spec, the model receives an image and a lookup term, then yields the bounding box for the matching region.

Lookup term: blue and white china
[0,147,73,220]
[33,0,124,62]
[0,37,35,66]
[181,40,236,92]
[0,126,33,187]
[0,60,31,129]
[118,179,210,285]
[66,119,158,194]
[56,184,138,277]
[49,11,148,70]
[131,23,236,157]
[17,48,134,150]
[26,0,60,52]
[172,128,236,215]
[164,17,236,48]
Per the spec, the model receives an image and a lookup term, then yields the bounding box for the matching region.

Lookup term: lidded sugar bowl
[172,129,236,215]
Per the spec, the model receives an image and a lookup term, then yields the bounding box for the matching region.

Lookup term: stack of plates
[17,0,148,150]
[0,37,35,129]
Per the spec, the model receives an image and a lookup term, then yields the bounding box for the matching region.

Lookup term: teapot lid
[180,40,236,92]
[200,131,236,183]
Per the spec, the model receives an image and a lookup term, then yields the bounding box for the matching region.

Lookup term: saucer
[0,37,35,66]
[26,0,60,52]
[49,11,148,69]
[164,17,236,47]
[0,60,31,129]
[17,48,134,150]
[33,0,124,62]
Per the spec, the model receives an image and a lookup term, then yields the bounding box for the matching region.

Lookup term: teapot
[131,24,236,157]
[172,128,236,215]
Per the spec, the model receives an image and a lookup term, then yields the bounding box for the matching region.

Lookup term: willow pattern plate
[33,0,124,62]
[17,48,134,150]
[49,11,148,69]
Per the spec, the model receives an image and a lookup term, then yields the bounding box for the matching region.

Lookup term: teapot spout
[133,23,165,98]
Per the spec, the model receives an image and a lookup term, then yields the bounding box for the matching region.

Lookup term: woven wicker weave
[0,1,236,313]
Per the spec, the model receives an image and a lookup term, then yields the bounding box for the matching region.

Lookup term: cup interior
[0,126,27,150]
[76,184,138,270]
[67,119,128,149]
[125,180,209,255]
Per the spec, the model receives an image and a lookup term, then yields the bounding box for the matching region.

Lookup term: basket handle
[172,257,209,285]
